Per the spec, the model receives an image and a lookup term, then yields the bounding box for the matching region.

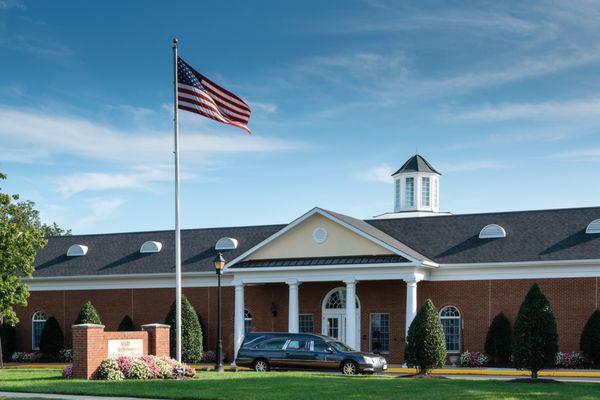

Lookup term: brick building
[15,155,600,363]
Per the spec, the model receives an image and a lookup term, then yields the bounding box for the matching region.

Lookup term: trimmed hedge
[0,323,16,359]
[404,298,447,374]
[39,316,64,356]
[512,283,558,379]
[165,296,203,363]
[117,315,136,331]
[74,301,102,325]
[484,312,512,364]
[580,309,600,366]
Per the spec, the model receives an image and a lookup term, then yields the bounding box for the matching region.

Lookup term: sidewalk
[0,392,161,400]
[4,362,600,378]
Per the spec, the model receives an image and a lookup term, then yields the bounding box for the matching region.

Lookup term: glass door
[325,316,345,342]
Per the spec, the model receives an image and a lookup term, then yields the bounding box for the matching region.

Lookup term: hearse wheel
[341,360,359,375]
[253,358,270,372]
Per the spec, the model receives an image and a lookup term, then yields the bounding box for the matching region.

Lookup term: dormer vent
[140,241,162,253]
[215,237,238,251]
[67,244,88,257]
[479,224,506,239]
[586,219,600,234]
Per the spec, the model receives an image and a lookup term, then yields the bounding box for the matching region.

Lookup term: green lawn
[0,369,599,400]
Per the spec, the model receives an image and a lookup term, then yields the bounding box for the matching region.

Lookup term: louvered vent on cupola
[586,219,600,234]
[479,224,506,239]
[67,244,88,257]
[140,241,162,253]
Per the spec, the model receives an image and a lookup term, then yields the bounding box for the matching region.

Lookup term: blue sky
[1,0,600,234]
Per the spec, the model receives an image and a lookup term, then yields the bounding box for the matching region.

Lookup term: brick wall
[15,277,600,364]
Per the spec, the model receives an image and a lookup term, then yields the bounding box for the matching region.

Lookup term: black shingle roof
[230,255,409,269]
[392,154,440,176]
[31,206,600,278]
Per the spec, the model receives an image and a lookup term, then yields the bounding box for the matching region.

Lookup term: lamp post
[213,253,226,372]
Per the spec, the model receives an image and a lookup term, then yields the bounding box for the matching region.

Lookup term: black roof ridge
[366,205,600,222]
[45,222,287,239]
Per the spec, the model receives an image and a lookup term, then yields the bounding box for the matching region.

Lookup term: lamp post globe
[213,253,225,372]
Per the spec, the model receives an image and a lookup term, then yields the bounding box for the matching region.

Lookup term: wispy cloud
[0,35,73,60]
[438,160,508,173]
[448,98,600,122]
[79,196,126,226]
[552,148,600,161]
[0,0,25,10]
[250,102,277,114]
[354,163,393,183]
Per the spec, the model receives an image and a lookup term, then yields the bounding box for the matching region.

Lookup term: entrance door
[325,315,345,342]
[321,287,360,349]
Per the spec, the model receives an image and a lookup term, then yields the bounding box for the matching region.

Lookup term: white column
[233,281,245,359]
[405,279,418,337]
[287,280,299,333]
[344,278,357,350]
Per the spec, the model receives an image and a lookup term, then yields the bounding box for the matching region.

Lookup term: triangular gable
[227,208,427,268]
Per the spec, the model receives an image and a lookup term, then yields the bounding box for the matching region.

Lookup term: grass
[0,369,600,400]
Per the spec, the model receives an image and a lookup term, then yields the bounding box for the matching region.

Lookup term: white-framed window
[405,177,414,207]
[421,177,431,207]
[440,306,461,353]
[432,178,438,208]
[394,179,401,211]
[370,313,390,354]
[244,309,253,334]
[299,314,314,333]
[32,311,47,350]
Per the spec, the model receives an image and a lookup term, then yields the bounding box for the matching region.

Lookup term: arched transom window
[244,309,253,333]
[32,311,47,350]
[324,289,358,309]
[439,306,461,353]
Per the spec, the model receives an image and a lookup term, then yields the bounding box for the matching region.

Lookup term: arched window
[324,289,359,309]
[32,311,47,350]
[244,309,253,333]
[440,306,461,353]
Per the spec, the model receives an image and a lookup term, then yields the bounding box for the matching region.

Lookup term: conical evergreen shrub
[74,301,102,325]
[581,309,600,366]
[39,316,64,356]
[165,296,203,363]
[512,283,558,379]
[404,298,447,374]
[0,323,16,359]
[117,315,136,331]
[484,312,512,364]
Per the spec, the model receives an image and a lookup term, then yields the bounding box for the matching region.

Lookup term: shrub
[97,358,120,380]
[117,315,136,331]
[11,351,42,362]
[62,364,73,379]
[127,358,150,379]
[404,298,447,374]
[164,296,203,363]
[459,351,488,367]
[39,316,64,357]
[0,323,16,360]
[59,349,73,363]
[580,310,600,366]
[555,351,584,369]
[512,284,558,380]
[201,350,216,363]
[484,312,512,364]
[74,301,102,325]
[196,312,208,351]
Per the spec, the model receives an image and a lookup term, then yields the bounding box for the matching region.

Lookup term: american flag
[177,57,252,133]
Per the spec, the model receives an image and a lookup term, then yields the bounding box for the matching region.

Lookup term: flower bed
[61,355,196,380]
[459,351,488,367]
[555,351,584,368]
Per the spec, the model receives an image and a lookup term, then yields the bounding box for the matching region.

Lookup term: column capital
[286,279,300,286]
[343,277,357,285]
[232,279,244,288]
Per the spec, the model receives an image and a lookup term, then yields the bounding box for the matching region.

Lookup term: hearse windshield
[329,341,354,352]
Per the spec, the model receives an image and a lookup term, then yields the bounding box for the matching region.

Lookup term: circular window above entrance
[312,227,328,244]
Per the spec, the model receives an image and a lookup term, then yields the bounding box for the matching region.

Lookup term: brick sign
[71,323,170,379]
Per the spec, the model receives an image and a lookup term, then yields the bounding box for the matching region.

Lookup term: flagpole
[172,37,182,362]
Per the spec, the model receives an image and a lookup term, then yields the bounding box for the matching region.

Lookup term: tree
[117,315,136,331]
[0,323,16,359]
[0,173,49,326]
[512,284,558,380]
[484,312,512,364]
[39,316,64,357]
[580,310,600,366]
[74,301,102,325]
[404,299,447,374]
[165,296,203,363]
[9,199,71,237]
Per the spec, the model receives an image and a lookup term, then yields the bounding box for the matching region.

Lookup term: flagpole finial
[173,37,179,46]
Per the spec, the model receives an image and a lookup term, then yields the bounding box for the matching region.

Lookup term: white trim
[225,207,424,268]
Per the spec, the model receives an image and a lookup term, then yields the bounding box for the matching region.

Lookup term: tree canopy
[0,173,53,325]
[404,299,447,374]
[74,301,103,325]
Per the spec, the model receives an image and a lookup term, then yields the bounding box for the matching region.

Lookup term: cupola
[392,154,441,213]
